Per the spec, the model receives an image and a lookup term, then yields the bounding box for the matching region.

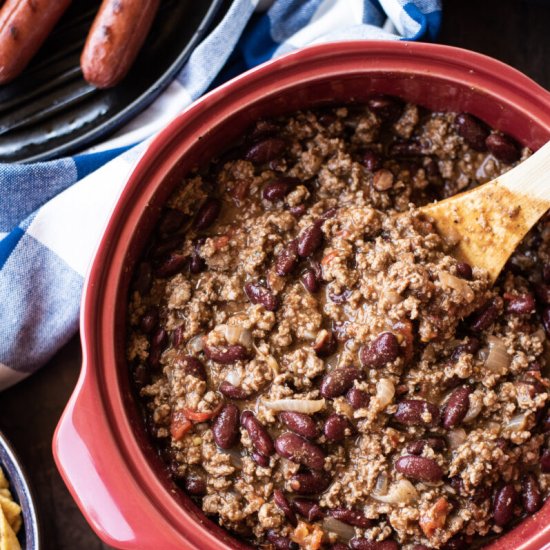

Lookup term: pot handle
[53,366,186,550]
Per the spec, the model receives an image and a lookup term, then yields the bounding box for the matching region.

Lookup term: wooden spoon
[420,140,550,282]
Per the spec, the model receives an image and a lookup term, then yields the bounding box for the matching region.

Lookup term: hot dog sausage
[80,0,160,89]
[0,0,72,85]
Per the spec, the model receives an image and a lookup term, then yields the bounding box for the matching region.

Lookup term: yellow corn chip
[0,508,20,550]
[0,471,7,491]
[0,497,20,534]
[0,492,9,501]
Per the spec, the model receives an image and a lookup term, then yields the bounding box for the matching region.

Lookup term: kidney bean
[252,452,270,467]
[290,204,307,218]
[193,198,221,231]
[350,539,399,550]
[367,95,403,120]
[244,281,279,311]
[504,294,535,315]
[535,283,550,305]
[329,507,372,528]
[522,472,542,513]
[360,332,399,368]
[455,261,473,280]
[373,169,394,191]
[330,544,349,550]
[174,354,207,380]
[451,337,480,361]
[266,530,299,550]
[212,404,240,449]
[291,498,325,521]
[541,449,550,472]
[455,113,489,151]
[171,326,184,348]
[158,208,187,236]
[395,455,443,482]
[469,297,502,331]
[297,223,324,257]
[245,137,286,164]
[155,252,187,278]
[542,307,550,337]
[346,387,370,409]
[133,262,152,293]
[486,133,520,164]
[411,546,431,550]
[279,412,318,439]
[219,381,253,400]
[273,489,297,526]
[389,140,423,157]
[263,177,299,201]
[493,483,518,526]
[184,471,207,496]
[443,385,472,429]
[203,343,249,364]
[149,328,168,367]
[275,432,326,471]
[406,436,446,456]
[290,471,331,494]
[328,287,352,304]
[150,233,184,259]
[324,414,353,443]
[241,410,274,457]
[189,249,206,274]
[140,307,159,334]
[302,268,320,293]
[313,329,337,357]
[320,366,360,398]
[275,240,299,276]
[394,399,440,427]
[362,149,382,171]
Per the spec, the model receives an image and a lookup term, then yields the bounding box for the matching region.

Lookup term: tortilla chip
[0,492,9,501]
[0,497,20,534]
[0,471,7,491]
[0,508,20,550]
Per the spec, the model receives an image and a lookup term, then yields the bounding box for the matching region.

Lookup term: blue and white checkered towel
[0,0,441,390]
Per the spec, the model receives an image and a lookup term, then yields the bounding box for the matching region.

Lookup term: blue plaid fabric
[0,0,441,389]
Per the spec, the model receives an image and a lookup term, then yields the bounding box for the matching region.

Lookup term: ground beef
[127,98,550,549]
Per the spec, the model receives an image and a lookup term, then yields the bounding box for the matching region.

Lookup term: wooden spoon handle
[420,140,550,282]
[499,139,550,203]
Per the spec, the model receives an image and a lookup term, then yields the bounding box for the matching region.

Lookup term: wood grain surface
[0,1,549,548]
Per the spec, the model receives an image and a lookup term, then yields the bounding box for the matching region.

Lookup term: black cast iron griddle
[0,0,225,163]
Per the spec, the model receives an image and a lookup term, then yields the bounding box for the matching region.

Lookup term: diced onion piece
[223,448,243,469]
[447,428,467,449]
[374,472,388,495]
[506,412,530,432]
[264,398,326,414]
[322,517,355,543]
[376,378,395,410]
[482,336,511,374]
[223,324,252,347]
[371,479,418,504]
[188,334,205,353]
[225,370,243,386]
[439,271,474,303]
[463,392,483,423]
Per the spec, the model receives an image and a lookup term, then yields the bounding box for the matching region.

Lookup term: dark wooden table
[1,1,549,548]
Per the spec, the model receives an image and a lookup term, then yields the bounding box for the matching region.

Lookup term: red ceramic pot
[53,41,550,550]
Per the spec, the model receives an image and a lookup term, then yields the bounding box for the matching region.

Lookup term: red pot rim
[54,40,550,550]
